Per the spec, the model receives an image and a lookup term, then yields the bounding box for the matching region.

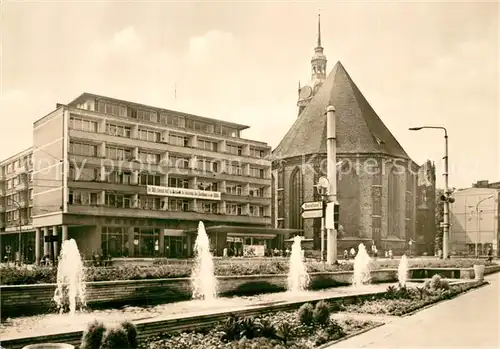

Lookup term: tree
[435,188,444,253]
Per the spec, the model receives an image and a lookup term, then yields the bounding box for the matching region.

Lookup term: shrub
[220,314,243,342]
[297,303,314,325]
[324,319,345,339]
[313,300,331,326]
[329,301,342,313]
[275,322,294,345]
[385,285,397,299]
[439,279,450,290]
[80,320,106,349]
[239,317,260,339]
[258,319,277,339]
[120,321,138,349]
[430,274,442,289]
[395,286,411,299]
[101,327,130,349]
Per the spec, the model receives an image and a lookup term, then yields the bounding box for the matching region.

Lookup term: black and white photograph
[0,1,499,348]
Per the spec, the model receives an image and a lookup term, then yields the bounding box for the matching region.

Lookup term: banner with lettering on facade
[147,185,221,200]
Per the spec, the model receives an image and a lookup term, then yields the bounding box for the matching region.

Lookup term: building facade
[271,16,428,255]
[1,93,292,262]
[415,160,437,255]
[450,187,499,256]
[0,148,35,262]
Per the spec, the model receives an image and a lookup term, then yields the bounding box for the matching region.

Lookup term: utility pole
[409,126,452,258]
[326,105,337,264]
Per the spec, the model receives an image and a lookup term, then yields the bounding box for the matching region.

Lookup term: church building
[271,15,430,255]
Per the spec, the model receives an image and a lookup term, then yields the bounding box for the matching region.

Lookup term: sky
[1,0,499,189]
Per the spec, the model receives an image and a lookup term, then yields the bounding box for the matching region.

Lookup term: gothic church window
[388,167,401,238]
[289,167,303,230]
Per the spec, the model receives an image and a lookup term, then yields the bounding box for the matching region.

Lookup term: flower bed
[141,301,378,349]
[0,258,493,285]
[341,275,487,316]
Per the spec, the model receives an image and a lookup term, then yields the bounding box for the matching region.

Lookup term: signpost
[301,201,323,211]
[301,210,323,219]
[301,201,324,220]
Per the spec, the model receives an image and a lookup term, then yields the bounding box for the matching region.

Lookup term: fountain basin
[2,282,408,349]
[0,269,399,318]
[23,344,74,349]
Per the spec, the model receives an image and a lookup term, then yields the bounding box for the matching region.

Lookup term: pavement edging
[316,322,386,349]
[401,280,490,318]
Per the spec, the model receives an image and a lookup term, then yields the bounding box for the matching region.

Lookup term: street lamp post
[475,195,494,257]
[409,126,453,259]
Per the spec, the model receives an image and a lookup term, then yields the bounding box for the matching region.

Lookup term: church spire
[317,13,322,48]
[311,13,327,82]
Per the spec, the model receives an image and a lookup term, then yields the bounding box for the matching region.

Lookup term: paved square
[327,273,500,348]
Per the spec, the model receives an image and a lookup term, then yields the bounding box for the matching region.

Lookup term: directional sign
[301,201,323,211]
[301,209,323,219]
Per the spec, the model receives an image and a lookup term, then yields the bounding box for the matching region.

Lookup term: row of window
[67,190,268,216]
[92,101,240,138]
[4,208,31,222]
[68,142,267,177]
[69,116,267,157]
[4,175,29,190]
[66,168,267,196]
[2,190,33,208]
[2,155,32,175]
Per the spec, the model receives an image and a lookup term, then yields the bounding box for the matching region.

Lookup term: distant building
[0,148,34,262]
[472,180,500,190]
[271,15,434,255]
[450,187,499,256]
[415,160,437,255]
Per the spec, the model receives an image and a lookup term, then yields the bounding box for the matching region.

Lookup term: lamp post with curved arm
[475,195,494,257]
[409,126,453,259]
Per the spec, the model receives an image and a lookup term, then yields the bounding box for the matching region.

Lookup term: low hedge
[341,277,487,316]
[0,258,493,286]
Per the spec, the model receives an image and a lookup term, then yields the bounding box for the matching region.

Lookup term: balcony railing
[67,203,270,224]
[15,164,28,174]
[16,182,28,191]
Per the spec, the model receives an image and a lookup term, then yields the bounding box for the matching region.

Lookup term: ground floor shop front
[1,215,301,263]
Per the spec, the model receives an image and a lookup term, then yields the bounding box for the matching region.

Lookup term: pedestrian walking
[487,247,493,263]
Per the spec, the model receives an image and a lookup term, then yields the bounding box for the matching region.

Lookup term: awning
[185,225,302,237]
[228,233,277,239]
[284,238,314,242]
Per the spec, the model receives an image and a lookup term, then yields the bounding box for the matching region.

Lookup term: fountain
[287,235,310,293]
[53,239,86,314]
[352,243,372,288]
[191,221,217,300]
[398,254,409,287]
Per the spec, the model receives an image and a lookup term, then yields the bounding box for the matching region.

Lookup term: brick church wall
[272,155,419,256]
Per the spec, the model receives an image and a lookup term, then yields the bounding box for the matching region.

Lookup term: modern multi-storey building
[450,186,499,256]
[0,92,296,263]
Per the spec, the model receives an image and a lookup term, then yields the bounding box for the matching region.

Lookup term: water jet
[287,235,310,293]
[352,243,371,288]
[53,239,86,314]
[191,221,217,300]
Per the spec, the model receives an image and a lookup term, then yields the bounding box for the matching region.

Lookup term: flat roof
[186,225,302,236]
[69,92,250,131]
[0,147,33,166]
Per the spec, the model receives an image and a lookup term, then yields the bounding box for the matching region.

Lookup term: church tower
[297,14,328,116]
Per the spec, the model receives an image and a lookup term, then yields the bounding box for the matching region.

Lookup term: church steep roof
[272,61,409,160]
